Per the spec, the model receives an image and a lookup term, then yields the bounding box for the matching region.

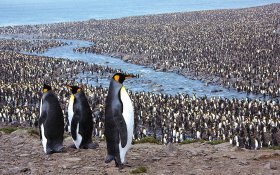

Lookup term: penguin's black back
[73,90,93,145]
[105,79,127,156]
[39,91,64,147]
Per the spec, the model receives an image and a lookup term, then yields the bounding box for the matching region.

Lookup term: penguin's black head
[113,73,135,84]
[43,83,52,93]
[67,85,82,94]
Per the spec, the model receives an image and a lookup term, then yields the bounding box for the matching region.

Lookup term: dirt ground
[0,128,280,175]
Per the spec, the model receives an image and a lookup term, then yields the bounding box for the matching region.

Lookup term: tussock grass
[133,136,161,145]
[130,166,148,174]
[207,140,225,145]
[0,127,18,134]
[179,139,205,145]
[262,146,280,150]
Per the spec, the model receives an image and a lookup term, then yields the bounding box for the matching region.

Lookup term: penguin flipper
[71,114,79,141]
[114,114,127,148]
[39,124,42,140]
[38,111,47,140]
[53,144,64,153]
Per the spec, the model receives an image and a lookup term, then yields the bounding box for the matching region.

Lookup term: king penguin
[67,85,98,149]
[105,73,135,169]
[39,83,64,154]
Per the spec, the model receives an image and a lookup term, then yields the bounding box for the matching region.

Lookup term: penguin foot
[81,142,99,149]
[114,158,124,169]
[54,144,64,153]
[68,144,78,149]
[116,163,124,170]
[105,155,115,163]
[123,163,132,167]
[46,145,65,154]
[46,149,54,155]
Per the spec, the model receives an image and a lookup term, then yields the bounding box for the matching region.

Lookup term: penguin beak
[125,74,136,79]
[65,85,72,90]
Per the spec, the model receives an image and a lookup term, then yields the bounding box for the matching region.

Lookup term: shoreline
[0,3,279,27]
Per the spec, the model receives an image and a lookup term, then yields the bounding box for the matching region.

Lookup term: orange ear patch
[114,74,120,82]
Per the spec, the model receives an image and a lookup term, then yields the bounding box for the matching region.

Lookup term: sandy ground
[0,128,280,175]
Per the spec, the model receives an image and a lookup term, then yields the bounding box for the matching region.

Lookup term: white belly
[39,98,43,116]
[68,95,74,130]
[119,86,134,163]
[73,123,82,149]
[40,124,48,153]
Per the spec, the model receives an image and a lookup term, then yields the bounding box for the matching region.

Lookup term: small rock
[192,152,199,156]
[163,170,173,174]
[167,162,176,166]
[231,147,244,152]
[264,162,271,169]
[20,167,30,173]
[7,167,30,174]
[61,165,67,169]
[270,162,278,170]
[19,153,30,157]
[238,161,249,166]
[72,165,80,169]
[131,153,140,156]
[202,153,208,156]
[64,157,82,162]
[119,169,126,173]
[82,166,97,171]
[202,166,212,170]
[152,157,161,161]
[222,154,228,158]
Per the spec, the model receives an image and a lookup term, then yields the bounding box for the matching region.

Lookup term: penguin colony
[0,5,280,155]
[1,48,280,152]
[1,4,279,97]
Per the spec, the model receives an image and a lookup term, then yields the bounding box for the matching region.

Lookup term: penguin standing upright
[39,83,64,154]
[67,85,98,149]
[105,73,135,169]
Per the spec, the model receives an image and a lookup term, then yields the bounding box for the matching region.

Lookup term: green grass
[133,136,161,145]
[0,127,18,134]
[262,146,280,150]
[130,166,148,174]
[207,140,225,145]
[179,139,205,145]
